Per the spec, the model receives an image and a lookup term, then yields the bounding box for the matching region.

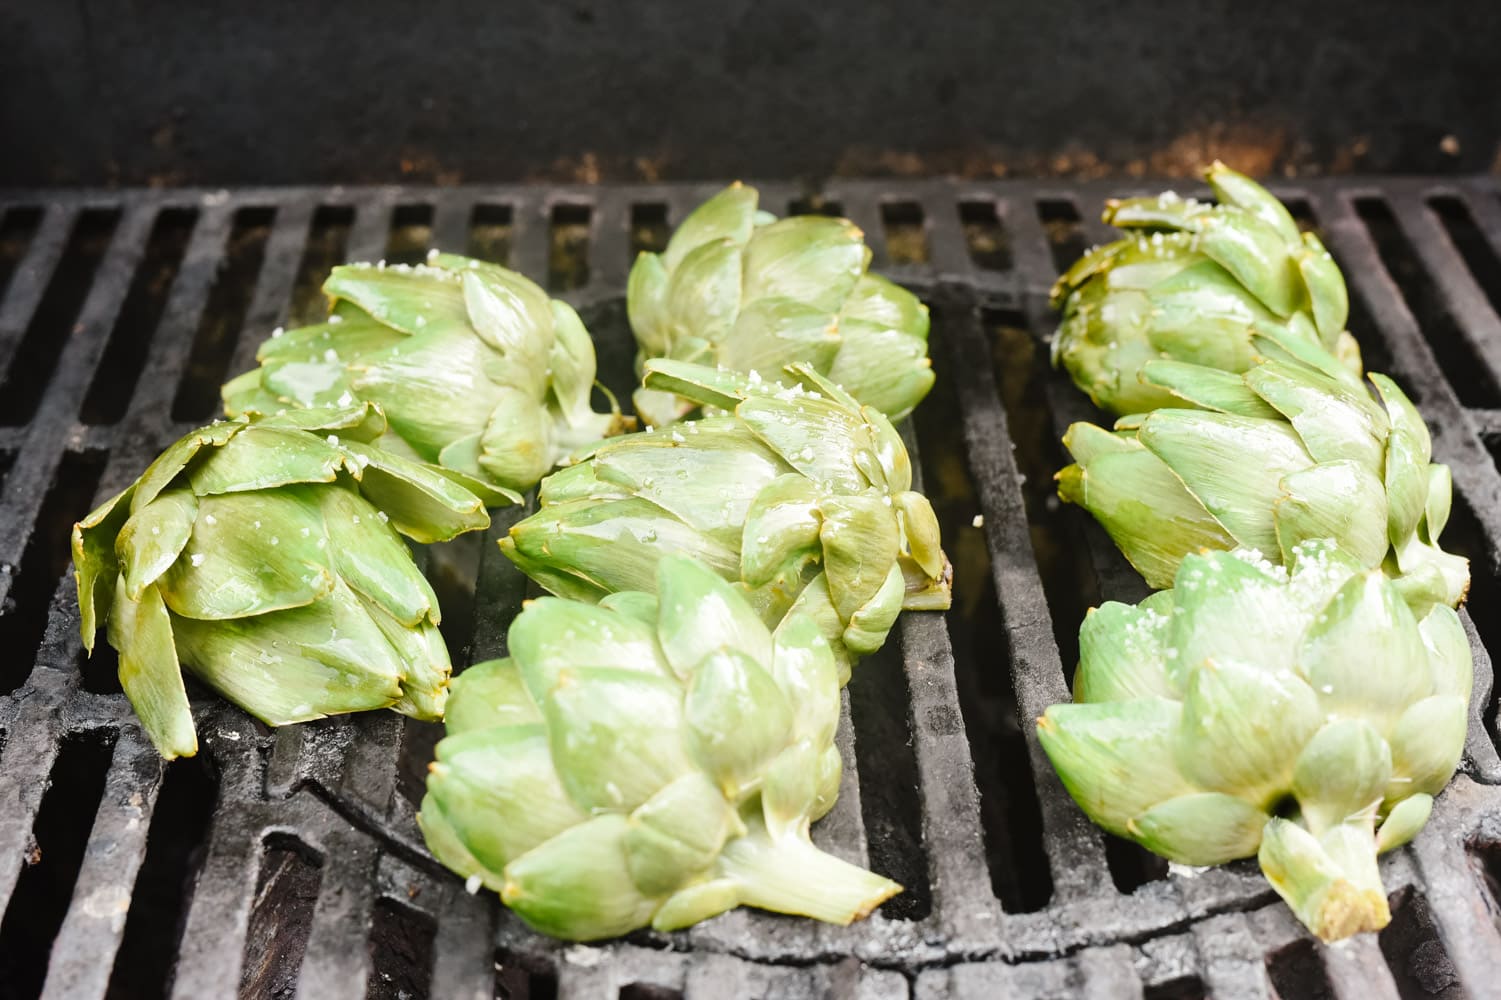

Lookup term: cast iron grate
[1,177,1501,999]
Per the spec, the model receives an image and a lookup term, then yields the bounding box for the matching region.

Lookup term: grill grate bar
[1320,935,1402,1000]
[426,882,493,1000]
[0,206,74,383]
[939,299,1110,904]
[1385,190,1501,389]
[293,830,380,1000]
[225,198,314,379]
[1313,190,1501,553]
[1190,913,1274,1000]
[38,730,164,1000]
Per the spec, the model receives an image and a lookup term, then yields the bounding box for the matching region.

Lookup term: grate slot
[936,300,1110,903]
[619,986,682,1000]
[788,196,844,218]
[365,897,436,1000]
[914,329,1051,913]
[287,205,355,326]
[467,203,514,265]
[848,637,931,919]
[881,201,930,266]
[1036,200,1087,278]
[1378,889,1464,1000]
[548,203,592,292]
[104,753,219,1000]
[0,447,107,693]
[0,206,44,301]
[385,204,434,267]
[240,835,325,1000]
[629,203,670,257]
[495,949,559,1000]
[171,206,275,422]
[0,208,121,426]
[958,200,1012,272]
[81,208,198,425]
[1265,939,1334,1000]
[0,728,117,1000]
[1355,197,1501,408]
[1143,977,1206,1000]
[1432,195,1501,326]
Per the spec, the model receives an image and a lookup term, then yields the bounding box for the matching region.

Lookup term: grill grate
[2,178,1501,999]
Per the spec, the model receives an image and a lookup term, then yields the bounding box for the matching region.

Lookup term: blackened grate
[1,179,1501,999]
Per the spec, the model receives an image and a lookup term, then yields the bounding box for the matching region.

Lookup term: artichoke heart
[628,183,934,426]
[418,555,901,940]
[499,359,952,676]
[1050,162,1360,416]
[222,253,632,496]
[72,403,492,758]
[1039,541,1472,941]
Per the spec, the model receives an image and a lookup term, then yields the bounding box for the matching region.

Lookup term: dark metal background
[3,1,1500,187]
[0,177,1500,998]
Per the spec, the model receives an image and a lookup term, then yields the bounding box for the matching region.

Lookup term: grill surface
[1,178,1501,999]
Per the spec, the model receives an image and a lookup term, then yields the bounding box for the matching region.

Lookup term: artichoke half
[222,253,632,497]
[1050,162,1361,416]
[628,183,934,426]
[1058,333,1468,609]
[1039,541,1472,941]
[418,555,901,941]
[72,404,492,759]
[499,360,952,677]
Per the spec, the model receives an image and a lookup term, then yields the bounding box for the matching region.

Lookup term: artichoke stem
[1258,818,1391,942]
[716,819,900,925]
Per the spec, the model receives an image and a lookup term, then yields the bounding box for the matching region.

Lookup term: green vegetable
[1057,342,1468,610]
[72,404,491,758]
[222,253,631,497]
[499,359,951,677]
[418,555,900,940]
[1038,541,1471,941]
[1050,162,1361,415]
[628,183,934,426]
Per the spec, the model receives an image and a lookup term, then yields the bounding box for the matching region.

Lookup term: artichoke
[418,555,901,940]
[499,360,951,677]
[222,253,631,497]
[1057,333,1469,609]
[1050,161,1362,416]
[1038,541,1472,941]
[627,183,934,426]
[72,404,491,759]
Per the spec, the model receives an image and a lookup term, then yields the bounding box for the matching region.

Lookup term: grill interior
[2,178,1501,998]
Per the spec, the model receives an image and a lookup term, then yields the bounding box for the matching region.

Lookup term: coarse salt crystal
[464,875,482,894]
[190,553,205,567]
[972,514,984,528]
